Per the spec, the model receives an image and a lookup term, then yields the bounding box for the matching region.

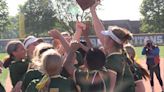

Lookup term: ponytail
[122,49,150,80]
[3,55,14,68]
[136,63,150,80]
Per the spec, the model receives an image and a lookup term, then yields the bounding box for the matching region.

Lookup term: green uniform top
[25,79,40,92]
[9,59,29,87]
[73,68,110,92]
[105,53,135,92]
[26,75,77,92]
[0,83,5,92]
[48,75,77,92]
[22,69,43,92]
[130,63,143,81]
[61,51,84,78]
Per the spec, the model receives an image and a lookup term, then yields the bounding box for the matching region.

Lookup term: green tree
[140,0,164,33]
[8,16,19,33]
[52,0,92,33]
[21,0,57,36]
[0,0,9,33]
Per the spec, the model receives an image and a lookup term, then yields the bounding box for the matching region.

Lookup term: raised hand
[70,40,81,52]
[76,21,86,31]
[48,29,62,40]
[82,21,90,37]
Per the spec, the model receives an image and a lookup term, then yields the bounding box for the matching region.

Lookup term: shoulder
[106,54,124,66]
[26,69,40,74]
[106,54,123,62]
[105,54,126,72]
[50,76,75,86]
[25,79,40,92]
[25,69,42,76]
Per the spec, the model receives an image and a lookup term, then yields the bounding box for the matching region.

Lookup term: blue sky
[6,0,143,20]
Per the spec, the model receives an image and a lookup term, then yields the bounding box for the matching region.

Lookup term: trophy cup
[76,0,96,11]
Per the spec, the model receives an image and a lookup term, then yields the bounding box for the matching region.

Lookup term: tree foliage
[52,0,92,33]
[8,16,19,33]
[0,0,9,32]
[21,0,57,36]
[140,0,164,33]
[20,0,92,36]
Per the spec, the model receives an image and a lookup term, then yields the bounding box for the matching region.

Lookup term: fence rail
[0,33,163,53]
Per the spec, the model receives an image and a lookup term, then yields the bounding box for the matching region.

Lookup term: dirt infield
[5,58,164,92]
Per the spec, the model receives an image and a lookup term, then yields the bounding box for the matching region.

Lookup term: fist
[76,21,86,31]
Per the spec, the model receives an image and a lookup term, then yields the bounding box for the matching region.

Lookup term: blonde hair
[124,44,136,59]
[39,49,62,75]
[35,49,62,91]
[32,42,54,66]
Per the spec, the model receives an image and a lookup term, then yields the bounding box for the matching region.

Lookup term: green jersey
[26,75,77,92]
[73,68,110,92]
[22,69,43,92]
[48,75,77,92]
[105,53,135,92]
[25,79,40,92]
[9,60,29,87]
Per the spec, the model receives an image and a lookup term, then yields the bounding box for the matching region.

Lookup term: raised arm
[72,21,86,42]
[90,0,105,47]
[64,41,81,76]
[48,29,70,53]
[82,21,93,48]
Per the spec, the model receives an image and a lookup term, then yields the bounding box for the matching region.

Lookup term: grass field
[135,46,164,59]
[0,53,8,86]
[0,46,163,87]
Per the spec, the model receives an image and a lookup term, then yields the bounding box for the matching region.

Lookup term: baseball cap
[23,36,43,49]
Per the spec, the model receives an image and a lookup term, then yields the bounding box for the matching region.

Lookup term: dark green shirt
[74,69,110,92]
[25,79,40,92]
[26,75,77,92]
[105,53,135,92]
[48,76,77,92]
[9,60,29,87]
[0,83,5,92]
[22,69,43,92]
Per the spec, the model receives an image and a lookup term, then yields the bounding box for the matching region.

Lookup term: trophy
[76,0,96,11]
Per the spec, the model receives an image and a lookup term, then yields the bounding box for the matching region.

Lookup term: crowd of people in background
[0,0,163,92]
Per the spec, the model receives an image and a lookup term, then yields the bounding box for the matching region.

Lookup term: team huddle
[0,1,163,92]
